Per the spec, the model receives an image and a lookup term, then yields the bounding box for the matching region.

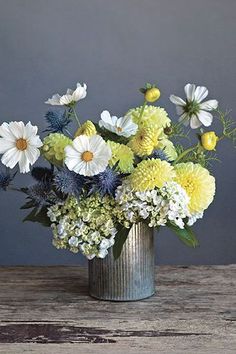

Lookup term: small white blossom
[45,82,87,106]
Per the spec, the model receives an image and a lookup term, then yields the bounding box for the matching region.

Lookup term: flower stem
[71,107,81,127]
[173,145,197,165]
[138,100,147,121]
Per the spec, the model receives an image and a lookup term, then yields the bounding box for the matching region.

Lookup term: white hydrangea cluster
[115,181,191,229]
[47,195,117,260]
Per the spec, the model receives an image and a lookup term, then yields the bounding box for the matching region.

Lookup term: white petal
[1,148,21,169]
[8,121,25,139]
[169,95,186,106]
[176,106,184,115]
[60,95,73,105]
[197,110,213,127]
[72,85,87,101]
[18,151,30,173]
[45,94,61,105]
[199,99,218,111]
[179,113,190,126]
[28,135,43,148]
[194,86,208,103]
[100,110,113,124]
[0,122,16,141]
[184,84,196,101]
[73,135,90,152]
[190,115,202,129]
[23,121,38,139]
[0,138,15,154]
[25,146,40,165]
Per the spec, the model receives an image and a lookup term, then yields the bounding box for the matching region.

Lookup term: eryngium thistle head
[54,168,85,198]
[26,182,60,208]
[44,109,71,133]
[89,167,122,197]
[31,166,54,182]
[148,149,169,161]
[0,168,15,191]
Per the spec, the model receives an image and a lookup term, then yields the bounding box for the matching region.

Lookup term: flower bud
[201,131,219,151]
[145,87,161,103]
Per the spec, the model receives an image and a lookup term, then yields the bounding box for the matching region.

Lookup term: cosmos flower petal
[169,95,186,106]
[45,94,61,105]
[1,148,21,169]
[18,151,31,173]
[184,84,196,101]
[0,122,16,141]
[197,110,213,127]
[190,116,202,129]
[199,99,218,111]
[0,138,15,154]
[194,86,208,103]
[9,121,25,139]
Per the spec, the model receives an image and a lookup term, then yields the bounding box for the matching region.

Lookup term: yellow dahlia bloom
[130,159,176,191]
[74,120,96,137]
[128,126,162,156]
[126,106,171,130]
[107,141,134,173]
[174,162,215,214]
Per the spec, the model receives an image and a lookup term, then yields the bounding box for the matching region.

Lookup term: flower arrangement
[0,82,235,260]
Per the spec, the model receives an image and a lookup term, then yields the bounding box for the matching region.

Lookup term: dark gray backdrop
[0,0,235,265]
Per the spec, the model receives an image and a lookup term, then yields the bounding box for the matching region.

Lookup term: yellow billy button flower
[145,87,161,103]
[201,131,219,151]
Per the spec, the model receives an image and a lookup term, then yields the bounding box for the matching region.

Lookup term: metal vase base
[88,223,155,301]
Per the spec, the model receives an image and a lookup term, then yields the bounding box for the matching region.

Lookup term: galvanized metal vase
[88,223,155,301]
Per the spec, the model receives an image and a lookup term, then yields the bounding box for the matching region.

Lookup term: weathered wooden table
[0,266,235,353]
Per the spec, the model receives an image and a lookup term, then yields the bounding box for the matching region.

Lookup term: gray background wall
[0,0,235,265]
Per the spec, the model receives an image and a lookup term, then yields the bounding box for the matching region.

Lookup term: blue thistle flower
[89,167,122,197]
[44,109,71,133]
[54,168,85,198]
[0,168,16,191]
[148,149,169,161]
[31,166,54,182]
[26,182,60,208]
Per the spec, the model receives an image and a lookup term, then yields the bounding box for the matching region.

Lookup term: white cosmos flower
[65,134,111,176]
[45,82,87,106]
[0,121,42,173]
[99,110,138,137]
[170,83,218,129]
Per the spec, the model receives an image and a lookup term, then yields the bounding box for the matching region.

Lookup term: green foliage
[23,207,51,227]
[216,109,236,146]
[165,122,190,141]
[94,123,129,145]
[113,224,131,260]
[167,222,199,248]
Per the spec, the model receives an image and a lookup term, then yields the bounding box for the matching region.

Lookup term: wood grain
[0,265,235,353]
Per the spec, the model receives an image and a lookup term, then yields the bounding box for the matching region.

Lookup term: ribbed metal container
[88,223,155,301]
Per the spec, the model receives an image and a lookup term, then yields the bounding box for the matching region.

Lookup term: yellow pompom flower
[126,106,171,130]
[107,141,134,173]
[128,126,161,156]
[130,159,176,191]
[174,162,215,214]
[42,133,72,166]
[74,120,96,137]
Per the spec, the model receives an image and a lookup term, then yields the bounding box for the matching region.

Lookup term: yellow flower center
[16,138,28,151]
[183,177,195,194]
[81,150,93,162]
[117,127,123,133]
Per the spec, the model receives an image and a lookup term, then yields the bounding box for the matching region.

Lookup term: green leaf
[139,88,146,94]
[113,225,131,260]
[94,123,129,144]
[20,200,36,209]
[23,207,51,227]
[167,222,199,248]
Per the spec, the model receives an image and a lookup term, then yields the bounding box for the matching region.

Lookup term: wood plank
[0,265,235,353]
